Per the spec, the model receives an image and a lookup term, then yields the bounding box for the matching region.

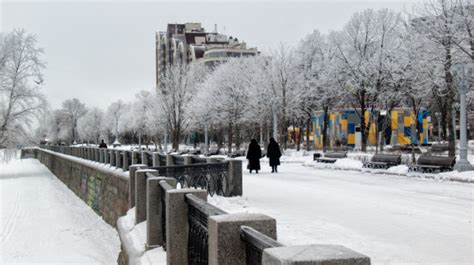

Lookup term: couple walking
[246,138,281,174]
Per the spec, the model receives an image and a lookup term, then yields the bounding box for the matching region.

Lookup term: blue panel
[348,123,355,134]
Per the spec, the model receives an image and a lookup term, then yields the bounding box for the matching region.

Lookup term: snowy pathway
[211,162,474,265]
[0,156,120,264]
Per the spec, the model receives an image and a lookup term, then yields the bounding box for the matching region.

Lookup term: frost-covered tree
[61,98,87,144]
[270,44,300,149]
[105,100,127,144]
[157,63,207,150]
[77,107,104,144]
[296,30,339,151]
[411,0,470,155]
[0,29,47,148]
[331,8,403,152]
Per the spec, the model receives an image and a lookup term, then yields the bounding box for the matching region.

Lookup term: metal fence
[240,226,284,265]
[151,163,228,196]
[185,194,227,265]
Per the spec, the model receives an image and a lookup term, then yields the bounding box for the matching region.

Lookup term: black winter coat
[267,140,281,166]
[246,142,261,170]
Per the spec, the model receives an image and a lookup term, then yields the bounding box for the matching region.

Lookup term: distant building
[155,22,258,87]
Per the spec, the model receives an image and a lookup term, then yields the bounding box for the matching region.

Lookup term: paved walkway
[0,156,120,264]
[213,162,474,265]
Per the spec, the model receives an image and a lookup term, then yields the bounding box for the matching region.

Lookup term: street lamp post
[451,62,473,172]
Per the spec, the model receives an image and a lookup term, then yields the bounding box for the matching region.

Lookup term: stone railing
[38,145,242,197]
[119,165,371,265]
[21,148,129,226]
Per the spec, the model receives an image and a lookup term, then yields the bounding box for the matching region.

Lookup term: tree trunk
[306,114,311,151]
[227,122,233,154]
[235,126,241,151]
[322,106,329,153]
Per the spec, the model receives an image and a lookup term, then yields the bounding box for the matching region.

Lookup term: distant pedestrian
[246,139,261,174]
[267,138,281,173]
[99,139,107,149]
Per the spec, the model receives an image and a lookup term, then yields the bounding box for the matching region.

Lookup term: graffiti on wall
[80,172,102,214]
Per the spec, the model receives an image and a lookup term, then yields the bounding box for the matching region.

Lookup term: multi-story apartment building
[155,23,258,87]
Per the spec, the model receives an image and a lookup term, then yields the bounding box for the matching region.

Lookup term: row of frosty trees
[1,0,471,156]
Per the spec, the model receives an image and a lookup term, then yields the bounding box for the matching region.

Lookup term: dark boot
[275,166,278,173]
[256,170,259,174]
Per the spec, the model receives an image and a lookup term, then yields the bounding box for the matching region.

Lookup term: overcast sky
[1,0,420,109]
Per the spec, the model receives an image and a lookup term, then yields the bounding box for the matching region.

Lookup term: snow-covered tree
[61,98,87,144]
[105,100,127,144]
[0,29,47,148]
[331,8,404,152]
[157,63,207,150]
[410,0,470,156]
[296,30,340,151]
[77,107,104,144]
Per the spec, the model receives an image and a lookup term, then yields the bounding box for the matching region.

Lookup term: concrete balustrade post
[95,148,99,162]
[166,189,207,265]
[115,150,122,169]
[99,148,104,163]
[123,151,129,171]
[208,214,277,265]
[226,160,242,196]
[262,245,371,265]
[166,154,174,166]
[104,149,109,164]
[128,164,147,208]
[110,150,115,167]
[146,177,177,248]
[135,169,158,224]
[152,152,160,167]
[141,151,149,166]
[132,151,139,165]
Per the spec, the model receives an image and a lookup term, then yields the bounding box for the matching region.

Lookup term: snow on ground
[210,162,474,265]
[0,153,120,264]
[117,208,166,265]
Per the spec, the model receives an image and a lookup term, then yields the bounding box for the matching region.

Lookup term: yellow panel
[391,111,398,130]
[341,119,347,133]
[348,134,355,145]
[404,116,411,127]
[365,111,369,125]
[398,131,408,144]
[369,123,377,145]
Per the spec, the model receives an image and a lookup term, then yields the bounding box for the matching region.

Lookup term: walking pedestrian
[99,139,107,149]
[246,139,261,174]
[267,138,281,173]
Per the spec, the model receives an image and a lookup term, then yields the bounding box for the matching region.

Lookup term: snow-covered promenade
[212,162,474,265]
[0,155,120,264]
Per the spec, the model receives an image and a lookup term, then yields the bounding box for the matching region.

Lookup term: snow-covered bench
[430,143,449,153]
[363,154,401,169]
[315,152,347,163]
[409,155,455,173]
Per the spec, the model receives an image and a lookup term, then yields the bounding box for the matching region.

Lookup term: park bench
[228,150,246,158]
[409,155,455,173]
[362,154,401,169]
[430,143,449,153]
[315,151,347,163]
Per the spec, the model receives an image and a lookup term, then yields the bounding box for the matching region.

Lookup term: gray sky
[1,0,420,109]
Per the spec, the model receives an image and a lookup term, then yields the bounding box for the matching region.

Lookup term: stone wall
[27,148,129,227]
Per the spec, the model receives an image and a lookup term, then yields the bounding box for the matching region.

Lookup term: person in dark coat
[99,139,107,148]
[267,138,281,173]
[246,139,261,174]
